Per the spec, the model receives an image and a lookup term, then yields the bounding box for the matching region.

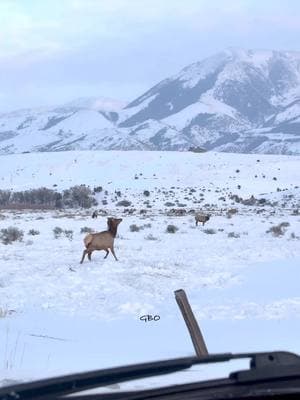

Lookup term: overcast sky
[1,0,300,112]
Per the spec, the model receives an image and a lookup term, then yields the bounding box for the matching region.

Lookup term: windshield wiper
[1,351,300,400]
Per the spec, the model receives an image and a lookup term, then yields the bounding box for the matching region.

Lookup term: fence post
[174,289,208,357]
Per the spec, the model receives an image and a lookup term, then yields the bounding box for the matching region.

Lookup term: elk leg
[80,249,88,264]
[110,247,118,261]
[103,249,109,259]
[195,220,198,226]
[88,251,92,261]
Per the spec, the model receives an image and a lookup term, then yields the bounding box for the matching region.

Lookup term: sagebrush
[0,227,24,244]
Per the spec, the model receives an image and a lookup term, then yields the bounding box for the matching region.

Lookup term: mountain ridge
[1,48,300,155]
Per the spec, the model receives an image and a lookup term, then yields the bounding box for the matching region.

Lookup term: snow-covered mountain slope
[118,48,300,153]
[1,49,300,154]
[0,97,126,154]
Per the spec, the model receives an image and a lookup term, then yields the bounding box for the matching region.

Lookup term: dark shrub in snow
[203,228,216,235]
[130,224,141,232]
[53,227,63,238]
[144,233,158,241]
[0,227,24,244]
[228,232,240,238]
[80,227,94,233]
[64,230,73,241]
[117,200,132,207]
[62,185,97,209]
[28,229,40,236]
[166,224,178,233]
[164,202,175,207]
[266,222,290,237]
[0,190,11,206]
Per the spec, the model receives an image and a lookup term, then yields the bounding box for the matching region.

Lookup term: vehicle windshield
[0,0,300,392]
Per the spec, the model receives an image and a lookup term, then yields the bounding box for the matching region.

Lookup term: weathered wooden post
[174,289,208,357]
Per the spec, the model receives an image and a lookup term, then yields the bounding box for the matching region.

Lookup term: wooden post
[174,289,208,357]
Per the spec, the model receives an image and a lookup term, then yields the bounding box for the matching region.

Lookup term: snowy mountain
[0,97,126,154]
[119,48,300,154]
[1,48,300,154]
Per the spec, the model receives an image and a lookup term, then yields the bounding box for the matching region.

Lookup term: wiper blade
[1,351,300,399]
[0,356,201,400]
[0,356,199,400]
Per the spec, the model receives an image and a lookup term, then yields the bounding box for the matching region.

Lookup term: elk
[80,217,122,264]
[195,213,211,226]
[92,210,98,219]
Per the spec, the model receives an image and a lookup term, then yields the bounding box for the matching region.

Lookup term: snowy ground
[0,150,300,389]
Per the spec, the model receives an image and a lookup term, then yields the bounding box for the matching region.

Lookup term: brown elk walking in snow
[80,217,122,264]
[195,213,211,226]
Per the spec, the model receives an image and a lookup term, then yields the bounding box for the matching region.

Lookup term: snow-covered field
[0,150,300,389]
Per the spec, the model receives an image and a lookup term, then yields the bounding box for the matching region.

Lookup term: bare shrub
[0,190,11,206]
[228,232,240,238]
[130,224,141,232]
[280,222,290,227]
[11,187,62,208]
[166,224,178,233]
[189,146,207,153]
[290,232,300,240]
[117,200,132,207]
[64,230,73,241]
[53,227,73,240]
[28,229,40,236]
[62,185,97,209]
[143,190,150,197]
[203,228,216,234]
[165,202,175,207]
[80,227,94,234]
[1,185,98,209]
[0,227,24,244]
[144,233,158,241]
[266,222,290,237]
[53,226,63,238]
[226,208,238,218]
